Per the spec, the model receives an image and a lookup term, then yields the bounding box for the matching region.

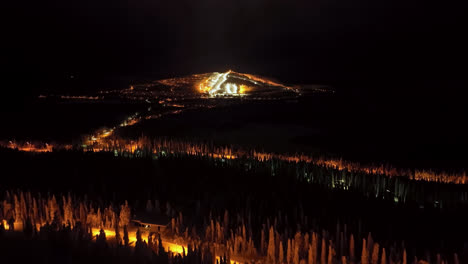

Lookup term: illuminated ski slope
[197,70,298,97]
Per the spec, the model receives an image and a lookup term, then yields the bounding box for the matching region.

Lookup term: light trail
[208,71,230,96]
[232,83,238,94]
[225,83,232,94]
[235,72,293,91]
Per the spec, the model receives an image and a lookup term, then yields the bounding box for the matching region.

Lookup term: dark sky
[3,0,467,99]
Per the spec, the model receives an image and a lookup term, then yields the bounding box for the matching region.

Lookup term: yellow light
[92,228,116,238]
[216,256,243,264]
[2,219,9,230]
[239,85,249,94]
[163,241,185,254]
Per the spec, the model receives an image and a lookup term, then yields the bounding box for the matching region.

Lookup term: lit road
[91,227,244,263]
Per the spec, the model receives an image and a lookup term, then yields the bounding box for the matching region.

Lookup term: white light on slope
[209,71,229,96]
[232,83,238,94]
[225,83,232,94]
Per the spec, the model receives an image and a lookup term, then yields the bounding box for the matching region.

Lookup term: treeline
[2,188,466,264]
[87,137,468,184]
[2,137,468,211]
[1,148,468,263]
[0,189,218,264]
[167,199,465,264]
[0,190,130,231]
[0,221,219,264]
[2,137,467,185]
[73,137,468,208]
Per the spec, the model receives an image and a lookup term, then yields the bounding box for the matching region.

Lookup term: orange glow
[2,136,467,184]
[3,141,54,152]
[239,85,249,94]
[3,135,467,185]
[163,241,185,254]
[92,228,116,238]
[216,256,244,264]
[59,95,101,100]
[196,70,295,97]
[2,219,9,230]
[236,72,293,91]
[198,79,212,93]
[91,228,186,254]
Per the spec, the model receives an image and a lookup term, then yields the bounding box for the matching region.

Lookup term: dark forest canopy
[1,149,468,262]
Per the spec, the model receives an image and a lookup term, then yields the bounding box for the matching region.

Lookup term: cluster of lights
[198,71,249,97]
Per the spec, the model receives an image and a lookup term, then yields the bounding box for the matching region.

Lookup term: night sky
[3,0,467,103]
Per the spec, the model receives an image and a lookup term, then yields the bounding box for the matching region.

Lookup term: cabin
[131,214,170,233]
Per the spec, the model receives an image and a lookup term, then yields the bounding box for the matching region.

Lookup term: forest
[1,147,467,264]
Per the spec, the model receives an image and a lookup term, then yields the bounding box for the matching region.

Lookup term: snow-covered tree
[119,200,131,227]
[361,239,368,264]
[294,238,300,264]
[371,243,379,264]
[381,248,386,264]
[146,200,153,213]
[279,240,284,264]
[287,239,293,264]
[115,224,122,245]
[267,226,276,263]
[321,238,327,264]
[349,234,355,263]
[123,224,129,246]
[327,243,335,264]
